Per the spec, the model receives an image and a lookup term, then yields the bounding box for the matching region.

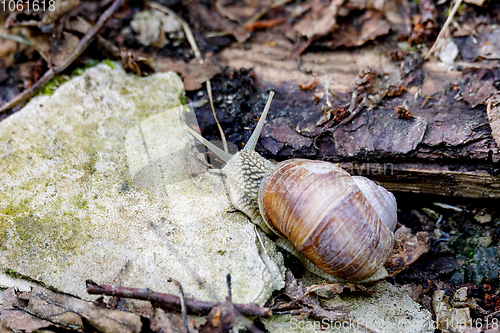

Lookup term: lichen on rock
[0,63,285,305]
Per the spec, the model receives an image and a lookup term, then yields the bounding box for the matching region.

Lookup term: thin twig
[425,0,463,59]
[169,278,190,333]
[148,2,229,153]
[0,0,124,114]
[85,280,272,317]
[206,80,229,153]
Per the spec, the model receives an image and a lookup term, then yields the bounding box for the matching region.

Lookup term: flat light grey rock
[261,280,434,333]
[0,63,284,305]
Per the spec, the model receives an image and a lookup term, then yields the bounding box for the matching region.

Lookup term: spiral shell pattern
[258,159,395,281]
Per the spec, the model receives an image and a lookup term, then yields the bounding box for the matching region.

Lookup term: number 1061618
[1,0,55,12]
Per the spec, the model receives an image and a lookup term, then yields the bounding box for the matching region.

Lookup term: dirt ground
[1,0,500,332]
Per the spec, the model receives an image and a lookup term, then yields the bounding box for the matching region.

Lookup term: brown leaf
[13,286,143,333]
[293,0,344,39]
[0,31,17,59]
[51,32,80,67]
[41,0,81,25]
[187,2,250,43]
[317,10,391,49]
[215,0,268,26]
[23,28,80,67]
[66,16,92,34]
[292,0,345,57]
[0,308,54,333]
[23,28,51,63]
[121,51,155,77]
[385,226,430,277]
[156,57,221,91]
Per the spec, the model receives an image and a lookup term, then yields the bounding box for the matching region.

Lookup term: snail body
[186,92,397,282]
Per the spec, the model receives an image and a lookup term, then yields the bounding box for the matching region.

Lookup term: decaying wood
[339,162,500,198]
[216,31,500,198]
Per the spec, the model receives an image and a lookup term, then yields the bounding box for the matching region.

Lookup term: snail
[185,91,398,282]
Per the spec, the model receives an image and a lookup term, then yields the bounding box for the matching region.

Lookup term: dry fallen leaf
[187,2,251,43]
[292,0,345,57]
[0,308,55,333]
[121,50,155,77]
[51,32,80,67]
[215,0,269,26]
[385,226,430,277]
[455,28,500,61]
[156,57,221,91]
[317,10,390,49]
[0,288,57,333]
[9,286,143,333]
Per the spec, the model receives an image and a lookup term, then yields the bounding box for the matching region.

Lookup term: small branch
[205,80,229,153]
[425,0,463,59]
[86,280,272,317]
[0,0,124,115]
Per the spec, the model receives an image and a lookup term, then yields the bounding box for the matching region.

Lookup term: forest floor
[1,0,500,332]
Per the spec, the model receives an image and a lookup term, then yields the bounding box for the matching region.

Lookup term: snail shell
[185,91,398,282]
[259,159,397,281]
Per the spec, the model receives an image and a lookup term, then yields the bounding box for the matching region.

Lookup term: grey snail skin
[185,91,398,283]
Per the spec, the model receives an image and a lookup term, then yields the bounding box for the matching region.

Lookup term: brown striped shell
[185,91,398,282]
[258,159,397,281]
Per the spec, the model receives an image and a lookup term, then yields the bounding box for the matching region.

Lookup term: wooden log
[338,162,500,198]
[203,32,500,198]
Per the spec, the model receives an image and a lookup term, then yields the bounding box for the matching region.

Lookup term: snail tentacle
[185,125,233,162]
[244,91,274,151]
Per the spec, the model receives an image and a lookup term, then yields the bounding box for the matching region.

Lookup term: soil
[1,0,500,331]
